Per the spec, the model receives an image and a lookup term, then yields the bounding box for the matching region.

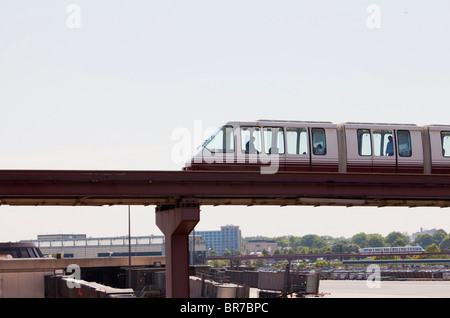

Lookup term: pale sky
[1,1,450,242]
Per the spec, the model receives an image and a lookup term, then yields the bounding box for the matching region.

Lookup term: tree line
[243,229,450,255]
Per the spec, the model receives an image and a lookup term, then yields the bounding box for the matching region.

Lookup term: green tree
[297,246,309,254]
[392,237,408,247]
[331,241,346,253]
[222,249,231,256]
[346,243,360,253]
[275,237,290,248]
[208,249,218,256]
[254,259,266,267]
[385,232,409,246]
[367,234,385,247]
[414,234,434,248]
[315,260,328,267]
[439,236,450,251]
[285,248,295,254]
[301,234,327,249]
[288,236,302,248]
[420,244,443,259]
[351,233,368,248]
[432,229,448,246]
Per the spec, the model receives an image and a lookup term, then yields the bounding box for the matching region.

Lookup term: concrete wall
[0,271,52,298]
[0,256,165,298]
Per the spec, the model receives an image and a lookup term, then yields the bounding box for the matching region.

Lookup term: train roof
[226,120,337,128]
[344,122,418,127]
[258,119,333,124]
[426,124,450,129]
[223,121,450,129]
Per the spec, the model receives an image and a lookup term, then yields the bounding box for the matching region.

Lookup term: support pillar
[156,198,200,298]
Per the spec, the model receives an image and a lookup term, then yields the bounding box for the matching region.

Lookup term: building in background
[23,234,206,262]
[194,225,242,255]
[410,228,437,241]
[244,240,278,255]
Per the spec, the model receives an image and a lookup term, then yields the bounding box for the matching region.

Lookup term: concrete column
[155,198,200,298]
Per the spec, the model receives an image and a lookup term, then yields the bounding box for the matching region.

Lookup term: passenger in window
[314,144,325,155]
[385,136,394,156]
[245,136,260,154]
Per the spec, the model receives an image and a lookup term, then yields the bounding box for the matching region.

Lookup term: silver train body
[359,246,425,254]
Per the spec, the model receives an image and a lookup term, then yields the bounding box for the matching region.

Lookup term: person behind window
[314,144,325,155]
[385,135,394,156]
[245,136,260,154]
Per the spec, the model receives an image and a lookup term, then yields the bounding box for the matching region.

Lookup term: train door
[261,126,285,173]
[344,126,372,173]
[285,126,310,171]
[310,127,339,172]
[372,129,396,173]
[237,125,263,171]
[396,129,423,173]
[426,125,450,174]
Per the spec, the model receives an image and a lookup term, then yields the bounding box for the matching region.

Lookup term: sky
[0,1,450,242]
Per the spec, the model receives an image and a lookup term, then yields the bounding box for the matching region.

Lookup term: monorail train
[185,120,450,174]
[359,246,425,254]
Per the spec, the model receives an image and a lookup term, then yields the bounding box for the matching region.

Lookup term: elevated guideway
[1,169,450,207]
[2,169,450,297]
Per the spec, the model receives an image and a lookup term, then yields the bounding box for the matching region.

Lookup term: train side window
[311,128,326,155]
[357,129,372,156]
[241,126,262,154]
[373,130,393,156]
[203,125,235,153]
[397,130,412,157]
[263,127,285,154]
[441,132,450,157]
[286,128,308,155]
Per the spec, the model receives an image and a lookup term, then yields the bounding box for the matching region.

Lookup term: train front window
[397,130,412,157]
[263,127,285,154]
[286,128,308,155]
[441,132,450,157]
[241,127,262,154]
[203,126,234,153]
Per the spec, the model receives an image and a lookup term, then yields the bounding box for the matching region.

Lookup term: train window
[441,132,450,157]
[263,127,285,154]
[19,247,30,258]
[373,130,393,156]
[203,125,235,153]
[397,130,412,157]
[241,127,262,154]
[286,128,308,155]
[357,129,372,156]
[311,128,326,155]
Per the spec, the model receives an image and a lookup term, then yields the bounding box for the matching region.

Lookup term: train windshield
[202,126,234,153]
